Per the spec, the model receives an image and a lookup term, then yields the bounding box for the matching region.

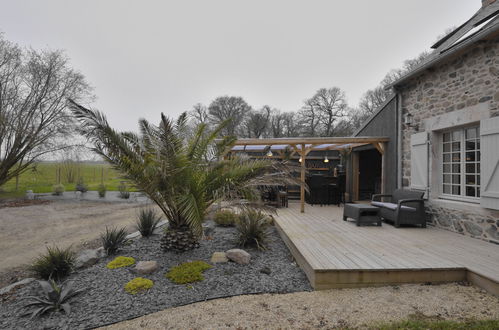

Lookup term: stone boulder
[75,249,102,269]
[133,261,159,275]
[210,252,228,263]
[226,249,251,265]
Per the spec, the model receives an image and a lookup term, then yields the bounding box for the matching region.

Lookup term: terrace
[273,202,499,295]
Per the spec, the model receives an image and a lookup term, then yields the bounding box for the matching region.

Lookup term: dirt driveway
[0,200,150,274]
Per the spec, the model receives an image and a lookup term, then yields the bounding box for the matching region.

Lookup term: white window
[442,126,480,199]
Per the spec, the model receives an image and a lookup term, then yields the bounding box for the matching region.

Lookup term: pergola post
[300,143,306,213]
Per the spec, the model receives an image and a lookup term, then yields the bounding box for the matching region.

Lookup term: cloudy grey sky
[1,0,479,131]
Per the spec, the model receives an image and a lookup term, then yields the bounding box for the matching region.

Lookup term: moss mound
[124,277,153,294]
[107,256,135,269]
[213,209,238,227]
[166,261,212,284]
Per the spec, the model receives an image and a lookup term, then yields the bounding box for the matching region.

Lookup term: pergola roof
[230,136,390,214]
[231,137,389,152]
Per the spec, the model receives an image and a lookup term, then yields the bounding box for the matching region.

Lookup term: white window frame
[438,125,480,203]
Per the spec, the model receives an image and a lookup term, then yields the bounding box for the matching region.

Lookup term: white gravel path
[101,283,499,329]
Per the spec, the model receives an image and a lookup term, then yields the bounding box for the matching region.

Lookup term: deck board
[274,202,499,293]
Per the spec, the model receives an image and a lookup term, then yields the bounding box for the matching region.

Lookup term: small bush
[213,209,238,227]
[101,227,128,255]
[52,184,65,196]
[75,178,88,193]
[98,184,106,198]
[166,261,212,284]
[136,208,162,237]
[118,182,130,199]
[23,279,84,318]
[106,256,135,269]
[236,210,270,251]
[30,246,75,281]
[124,277,153,294]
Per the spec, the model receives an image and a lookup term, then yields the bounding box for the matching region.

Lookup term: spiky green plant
[23,279,84,318]
[236,210,270,250]
[30,246,75,281]
[136,208,162,237]
[69,100,297,251]
[101,227,128,255]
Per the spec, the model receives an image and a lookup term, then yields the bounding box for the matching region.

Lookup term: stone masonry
[400,36,499,243]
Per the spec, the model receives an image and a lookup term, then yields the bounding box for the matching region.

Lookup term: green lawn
[0,162,135,197]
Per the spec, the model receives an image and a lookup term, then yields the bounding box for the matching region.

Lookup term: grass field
[0,162,135,198]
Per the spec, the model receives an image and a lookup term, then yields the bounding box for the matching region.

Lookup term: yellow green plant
[124,277,153,294]
[106,256,135,269]
[166,261,212,284]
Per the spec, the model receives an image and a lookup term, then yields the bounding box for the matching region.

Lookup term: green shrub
[118,182,130,199]
[98,184,106,198]
[166,261,212,284]
[52,184,65,196]
[30,246,75,280]
[106,256,135,269]
[75,178,88,193]
[213,209,238,227]
[124,277,153,294]
[236,210,270,250]
[23,279,84,318]
[101,226,128,255]
[136,208,161,237]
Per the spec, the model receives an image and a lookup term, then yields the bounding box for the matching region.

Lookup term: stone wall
[400,36,499,242]
[426,202,499,244]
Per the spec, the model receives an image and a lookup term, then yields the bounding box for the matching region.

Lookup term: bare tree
[243,105,271,138]
[0,34,91,187]
[189,103,209,125]
[298,98,323,137]
[358,86,388,116]
[208,96,251,136]
[310,87,348,136]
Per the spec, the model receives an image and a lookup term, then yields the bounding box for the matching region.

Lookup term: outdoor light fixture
[266,149,273,157]
[299,157,302,163]
[404,112,415,127]
[324,155,329,163]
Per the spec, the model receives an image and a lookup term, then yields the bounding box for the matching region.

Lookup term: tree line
[186,51,430,139]
[0,30,430,188]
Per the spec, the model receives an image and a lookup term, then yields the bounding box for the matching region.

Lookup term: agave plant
[23,279,84,318]
[69,100,297,252]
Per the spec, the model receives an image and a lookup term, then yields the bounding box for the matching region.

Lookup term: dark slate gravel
[0,222,311,330]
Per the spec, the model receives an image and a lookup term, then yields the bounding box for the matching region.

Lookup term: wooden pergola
[231,137,390,213]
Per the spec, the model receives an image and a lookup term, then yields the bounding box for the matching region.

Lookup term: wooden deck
[274,202,499,295]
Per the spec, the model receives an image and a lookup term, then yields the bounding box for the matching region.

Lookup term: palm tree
[69,100,295,252]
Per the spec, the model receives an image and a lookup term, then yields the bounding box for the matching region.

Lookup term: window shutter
[480,116,499,210]
[410,132,429,192]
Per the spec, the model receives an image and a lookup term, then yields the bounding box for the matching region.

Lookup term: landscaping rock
[133,261,159,275]
[75,249,102,269]
[226,249,251,264]
[260,266,271,275]
[210,252,228,263]
[0,278,35,295]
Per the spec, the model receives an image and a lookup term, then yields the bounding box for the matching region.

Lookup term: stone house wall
[399,36,499,244]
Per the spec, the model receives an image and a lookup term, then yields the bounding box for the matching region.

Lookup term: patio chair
[371,189,426,228]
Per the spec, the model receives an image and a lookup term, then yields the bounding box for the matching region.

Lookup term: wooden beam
[300,143,306,213]
[231,136,390,146]
[380,142,386,194]
[372,142,385,155]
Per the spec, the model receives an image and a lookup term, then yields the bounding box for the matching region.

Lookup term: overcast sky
[1,0,480,131]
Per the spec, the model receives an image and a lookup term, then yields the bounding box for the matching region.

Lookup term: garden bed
[0,222,311,329]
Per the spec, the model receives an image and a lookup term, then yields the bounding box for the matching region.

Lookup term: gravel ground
[100,283,499,329]
[0,223,311,330]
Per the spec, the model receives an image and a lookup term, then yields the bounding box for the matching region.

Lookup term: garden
[0,103,310,329]
[0,207,311,329]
